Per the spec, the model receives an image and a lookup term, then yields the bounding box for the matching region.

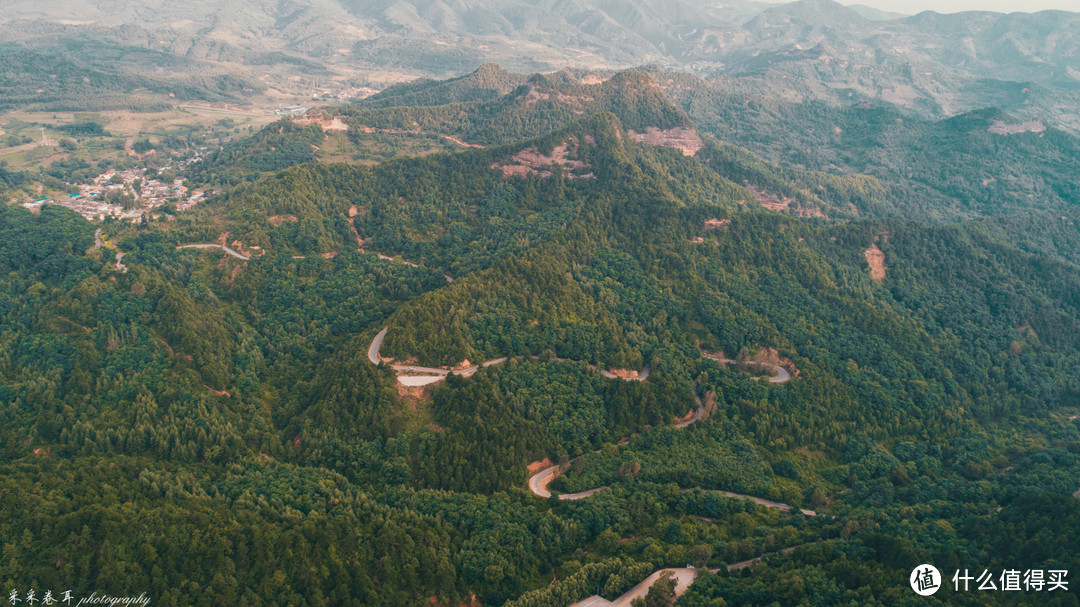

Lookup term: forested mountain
[195,63,1080,227]
[191,68,699,181]
[652,71,1080,222]
[3,57,1080,606]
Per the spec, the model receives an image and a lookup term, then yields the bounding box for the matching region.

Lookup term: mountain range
[4,0,1080,129]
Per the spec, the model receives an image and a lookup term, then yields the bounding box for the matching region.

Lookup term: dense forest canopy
[2,64,1079,607]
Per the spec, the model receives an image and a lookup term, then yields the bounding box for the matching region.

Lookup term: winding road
[529,455,814,515]
[368,327,650,386]
[529,464,607,500]
[176,243,251,260]
[525,371,809,514]
[370,328,809,607]
[369,328,805,515]
[703,353,791,383]
[176,243,443,278]
[567,544,812,607]
[93,228,127,272]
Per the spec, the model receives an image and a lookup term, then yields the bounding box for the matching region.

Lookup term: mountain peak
[747,0,868,28]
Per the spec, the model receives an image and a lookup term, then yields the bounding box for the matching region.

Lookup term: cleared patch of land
[865,243,886,281]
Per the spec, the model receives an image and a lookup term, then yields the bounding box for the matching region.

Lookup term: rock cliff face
[627,126,703,156]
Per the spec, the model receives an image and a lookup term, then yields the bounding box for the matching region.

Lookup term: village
[21,153,210,221]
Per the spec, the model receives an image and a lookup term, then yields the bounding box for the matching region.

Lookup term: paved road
[567,547,811,606]
[176,243,250,260]
[368,328,650,387]
[368,328,388,364]
[721,545,806,572]
[371,329,812,515]
[526,384,815,516]
[721,491,816,516]
[399,375,447,386]
[705,354,790,383]
[528,464,606,500]
[528,464,813,515]
[569,568,697,607]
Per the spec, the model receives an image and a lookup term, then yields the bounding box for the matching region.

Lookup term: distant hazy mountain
[847,4,907,20]
[4,0,1080,130]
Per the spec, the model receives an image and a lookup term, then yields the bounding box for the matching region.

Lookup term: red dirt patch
[428,594,481,607]
[441,135,483,149]
[627,126,703,156]
[745,184,792,211]
[703,347,800,379]
[396,381,433,401]
[205,384,231,397]
[865,244,886,281]
[745,184,824,218]
[229,240,257,258]
[268,214,298,227]
[528,458,555,472]
[293,115,349,132]
[673,409,697,425]
[492,137,593,179]
[348,216,365,251]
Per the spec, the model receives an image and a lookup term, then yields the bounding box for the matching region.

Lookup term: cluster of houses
[22,156,210,221]
[22,196,126,221]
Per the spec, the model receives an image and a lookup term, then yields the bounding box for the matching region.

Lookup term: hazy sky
[839,0,1079,14]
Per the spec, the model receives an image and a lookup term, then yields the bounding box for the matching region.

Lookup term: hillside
[3,59,1080,607]
[190,68,702,181]
[192,65,1080,227]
